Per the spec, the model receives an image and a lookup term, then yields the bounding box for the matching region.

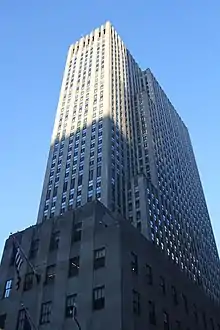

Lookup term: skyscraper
[37,22,220,301]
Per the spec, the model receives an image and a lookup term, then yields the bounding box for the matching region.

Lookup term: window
[193,303,198,323]
[97,166,101,177]
[23,273,33,291]
[45,265,56,285]
[69,257,80,277]
[171,285,178,305]
[65,294,77,318]
[182,294,188,314]
[49,231,60,251]
[146,264,153,285]
[63,181,68,192]
[93,286,105,310]
[159,276,166,295]
[203,312,207,329]
[72,222,82,242]
[0,314,6,329]
[148,301,156,325]
[94,247,105,269]
[78,175,83,186]
[3,280,12,298]
[16,309,29,330]
[210,318,215,330]
[131,252,138,274]
[40,301,52,324]
[29,239,39,259]
[132,290,140,315]
[163,311,170,330]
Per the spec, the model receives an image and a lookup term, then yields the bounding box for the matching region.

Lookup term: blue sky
[0,0,220,257]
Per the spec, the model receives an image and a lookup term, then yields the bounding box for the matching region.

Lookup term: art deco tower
[37,22,220,302]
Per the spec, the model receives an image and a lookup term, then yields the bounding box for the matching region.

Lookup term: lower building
[0,201,219,330]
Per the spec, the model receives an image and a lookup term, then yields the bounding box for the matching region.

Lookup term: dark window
[78,175,83,186]
[16,310,29,330]
[159,276,166,295]
[23,273,34,291]
[131,252,138,274]
[163,311,170,330]
[193,304,198,324]
[49,231,60,251]
[146,264,153,285]
[69,257,80,277]
[97,166,101,177]
[0,314,6,330]
[210,318,215,330]
[182,294,188,314]
[89,170,93,181]
[132,290,140,315]
[53,186,58,197]
[40,301,52,324]
[45,265,56,285]
[29,239,39,259]
[3,279,12,298]
[63,181,68,192]
[72,222,82,242]
[70,178,75,189]
[171,285,178,305]
[148,301,156,325]
[203,312,207,329]
[65,294,77,318]
[94,248,105,269]
[93,286,105,310]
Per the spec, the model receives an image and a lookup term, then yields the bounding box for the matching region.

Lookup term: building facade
[36,21,220,302]
[0,202,220,330]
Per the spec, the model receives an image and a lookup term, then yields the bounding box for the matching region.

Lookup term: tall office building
[37,22,220,301]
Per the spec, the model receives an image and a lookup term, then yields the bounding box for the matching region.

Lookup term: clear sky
[0,0,220,257]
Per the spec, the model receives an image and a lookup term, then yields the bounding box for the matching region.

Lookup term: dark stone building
[0,201,219,330]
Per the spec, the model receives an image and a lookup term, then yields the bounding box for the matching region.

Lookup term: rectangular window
[65,294,77,318]
[132,290,140,315]
[163,311,170,330]
[171,285,178,305]
[63,181,68,192]
[29,239,39,259]
[210,318,215,330]
[23,273,34,292]
[45,265,56,285]
[0,314,6,330]
[97,166,101,177]
[3,280,12,298]
[94,247,105,269]
[148,300,156,325]
[72,222,82,242]
[16,310,27,330]
[40,301,52,324]
[49,231,60,251]
[131,252,138,274]
[146,264,153,285]
[182,294,188,314]
[159,276,166,295]
[93,286,105,310]
[78,175,83,186]
[193,304,198,323]
[69,257,80,277]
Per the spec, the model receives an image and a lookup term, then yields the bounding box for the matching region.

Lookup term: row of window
[131,253,219,330]
[4,246,105,298]
[9,285,105,329]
